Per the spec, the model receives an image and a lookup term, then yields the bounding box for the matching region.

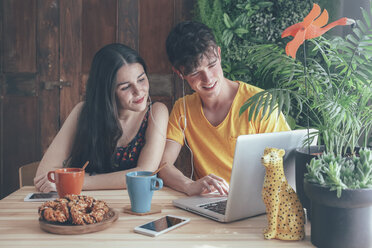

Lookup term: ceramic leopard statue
[261,147,305,241]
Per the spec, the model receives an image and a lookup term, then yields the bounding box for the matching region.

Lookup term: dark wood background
[0,0,195,199]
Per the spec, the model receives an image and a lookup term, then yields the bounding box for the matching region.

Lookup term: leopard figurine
[261,147,305,241]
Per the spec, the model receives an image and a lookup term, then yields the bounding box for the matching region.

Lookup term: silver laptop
[173,129,317,222]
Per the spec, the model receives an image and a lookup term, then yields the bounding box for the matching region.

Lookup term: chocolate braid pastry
[38,195,110,225]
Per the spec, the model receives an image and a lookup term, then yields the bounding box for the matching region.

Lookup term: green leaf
[257,2,274,8]
[268,90,277,117]
[284,91,291,116]
[277,90,285,117]
[355,71,370,85]
[362,45,372,51]
[234,28,249,35]
[338,45,355,54]
[223,62,231,73]
[223,13,233,28]
[346,34,359,45]
[222,29,234,46]
[239,100,251,117]
[361,8,371,28]
[261,92,271,119]
[247,98,258,121]
[255,94,265,121]
[359,40,372,45]
[363,49,372,56]
[353,28,363,40]
[293,94,303,118]
[231,68,251,74]
[286,115,296,129]
[344,40,357,50]
[357,19,368,33]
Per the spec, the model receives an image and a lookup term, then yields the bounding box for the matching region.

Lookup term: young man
[159,21,290,196]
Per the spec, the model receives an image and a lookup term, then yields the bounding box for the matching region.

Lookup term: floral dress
[112,107,150,171]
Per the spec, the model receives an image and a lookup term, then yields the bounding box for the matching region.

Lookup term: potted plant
[304,149,372,248]
[238,2,372,247]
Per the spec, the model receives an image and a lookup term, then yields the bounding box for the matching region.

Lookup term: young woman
[34,43,168,192]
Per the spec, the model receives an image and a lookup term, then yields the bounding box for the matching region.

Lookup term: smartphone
[134,215,190,237]
[24,192,58,202]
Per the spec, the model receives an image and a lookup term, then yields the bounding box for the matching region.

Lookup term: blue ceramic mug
[126,171,163,213]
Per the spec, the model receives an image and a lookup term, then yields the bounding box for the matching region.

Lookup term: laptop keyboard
[199,200,227,215]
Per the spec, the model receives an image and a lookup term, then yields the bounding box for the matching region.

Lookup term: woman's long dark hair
[69,43,147,173]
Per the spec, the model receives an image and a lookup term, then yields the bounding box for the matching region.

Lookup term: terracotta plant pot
[304,181,372,248]
[295,145,324,219]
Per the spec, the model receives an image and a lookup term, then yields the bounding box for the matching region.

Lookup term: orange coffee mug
[47,168,85,197]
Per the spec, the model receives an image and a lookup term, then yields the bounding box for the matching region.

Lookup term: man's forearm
[159,164,194,195]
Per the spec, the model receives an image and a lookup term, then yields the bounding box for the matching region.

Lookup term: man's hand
[185,174,229,196]
[33,173,56,193]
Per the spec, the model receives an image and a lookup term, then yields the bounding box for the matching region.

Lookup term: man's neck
[201,79,237,110]
[200,79,239,126]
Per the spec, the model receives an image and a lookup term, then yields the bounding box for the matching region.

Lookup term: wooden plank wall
[38,0,60,153]
[1,0,40,198]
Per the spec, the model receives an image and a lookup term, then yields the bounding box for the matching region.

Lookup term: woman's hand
[185,174,229,196]
[33,173,56,193]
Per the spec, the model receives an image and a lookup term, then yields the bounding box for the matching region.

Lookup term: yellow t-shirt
[167,81,290,183]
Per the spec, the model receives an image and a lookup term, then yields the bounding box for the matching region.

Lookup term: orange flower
[282,3,354,59]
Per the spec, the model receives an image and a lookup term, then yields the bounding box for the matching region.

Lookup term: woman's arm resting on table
[158,140,229,196]
[34,103,84,192]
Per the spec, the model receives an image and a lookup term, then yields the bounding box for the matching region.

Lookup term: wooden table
[0,186,314,247]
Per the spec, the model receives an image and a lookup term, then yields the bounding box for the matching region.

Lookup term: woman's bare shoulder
[67,102,84,118]
[73,101,84,112]
[148,102,169,128]
[150,102,169,116]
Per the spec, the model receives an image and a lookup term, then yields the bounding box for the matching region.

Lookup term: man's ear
[217,46,221,60]
[172,67,184,80]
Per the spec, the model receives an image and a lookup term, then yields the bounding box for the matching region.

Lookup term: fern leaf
[338,45,356,54]
[353,27,363,40]
[357,19,368,33]
[362,45,372,51]
[277,91,285,118]
[346,34,359,45]
[261,92,271,120]
[268,90,277,117]
[355,71,370,85]
[360,40,372,46]
[255,94,265,121]
[361,8,371,28]
[248,98,259,121]
[284,91,291,117]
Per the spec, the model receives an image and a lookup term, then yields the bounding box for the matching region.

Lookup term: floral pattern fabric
[113,107,150,171]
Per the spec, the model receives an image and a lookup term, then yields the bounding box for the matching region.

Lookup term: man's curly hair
[166,21,218,75]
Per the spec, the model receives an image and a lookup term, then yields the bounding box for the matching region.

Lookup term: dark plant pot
[295,145,324,219]
[304,181,372,248]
